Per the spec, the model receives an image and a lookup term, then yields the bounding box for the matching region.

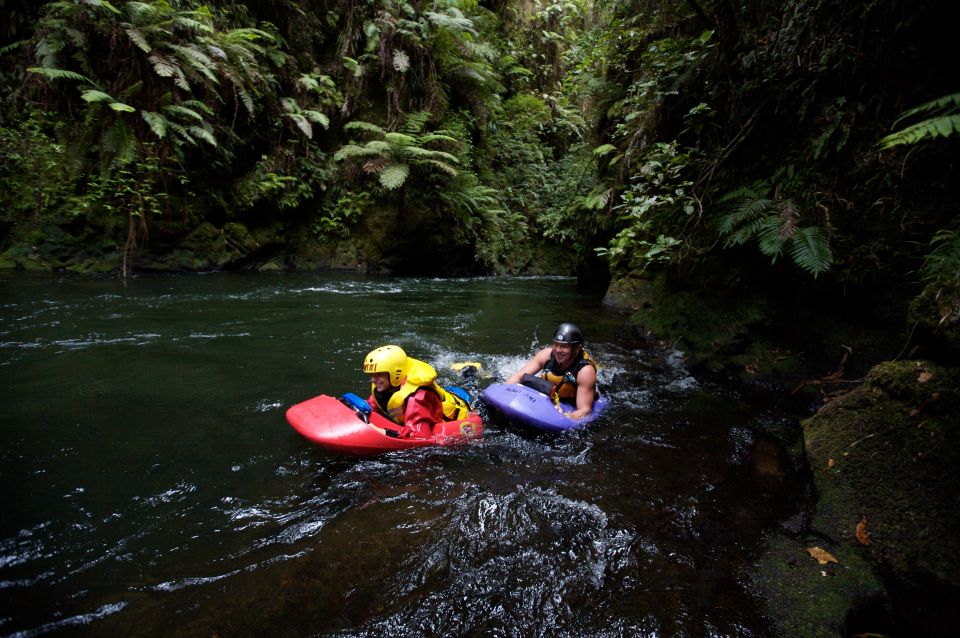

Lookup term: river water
[0,272,804,636]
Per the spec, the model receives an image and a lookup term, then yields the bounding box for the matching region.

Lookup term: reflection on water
[0,273,802,636]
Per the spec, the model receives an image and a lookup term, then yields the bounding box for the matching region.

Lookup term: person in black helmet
[506,322,598,419]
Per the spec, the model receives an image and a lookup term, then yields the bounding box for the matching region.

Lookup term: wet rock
[755,359,960,637]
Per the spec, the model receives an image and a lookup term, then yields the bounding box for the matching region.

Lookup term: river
[0,272,804,636]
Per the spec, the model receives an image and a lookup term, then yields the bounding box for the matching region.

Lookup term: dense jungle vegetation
[0,0,957,355]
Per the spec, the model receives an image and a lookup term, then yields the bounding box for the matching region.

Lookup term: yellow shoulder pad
[405,358,438,386]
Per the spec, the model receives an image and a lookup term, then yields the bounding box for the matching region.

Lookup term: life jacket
[539,348,597,399]
[370,357,471,425]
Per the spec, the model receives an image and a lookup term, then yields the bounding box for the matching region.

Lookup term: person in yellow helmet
[506,322,598,419]
[362,345,471,438]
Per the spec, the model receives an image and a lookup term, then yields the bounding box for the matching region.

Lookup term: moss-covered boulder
[754,359,960,636]
[804,360,960,585]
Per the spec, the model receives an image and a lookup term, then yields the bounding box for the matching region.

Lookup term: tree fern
[336,115,462,188]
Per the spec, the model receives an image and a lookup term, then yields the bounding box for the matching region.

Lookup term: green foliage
[315,191,372,238]
[717,180,833,278]
[595,141,696,271]
[334,113,460,191]
[0,111,70,223]
[879,93,960,148]
[918,230,960,328]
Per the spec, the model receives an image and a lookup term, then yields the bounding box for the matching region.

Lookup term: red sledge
[286,394,483,456]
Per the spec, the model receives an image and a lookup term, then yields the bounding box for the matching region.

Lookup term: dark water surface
[1,273,803,636]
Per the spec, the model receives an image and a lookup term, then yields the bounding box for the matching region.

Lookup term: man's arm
[567,364,597,419]
[505,347,552,384]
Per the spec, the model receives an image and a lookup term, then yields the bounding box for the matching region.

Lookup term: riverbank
[604,270,960,637]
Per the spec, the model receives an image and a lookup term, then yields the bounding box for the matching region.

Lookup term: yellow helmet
[362,345,408,386]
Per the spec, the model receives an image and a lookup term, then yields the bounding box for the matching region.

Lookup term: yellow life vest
[370,357,471,425]
[539,348,597,399]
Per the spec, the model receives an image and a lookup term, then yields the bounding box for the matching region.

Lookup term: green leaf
[108,102,136,112]
[81,89,114,103]
[141,111,168,138]
[379,163,409,190]
[28,67,95,85]
[287,113,313,138]
[344,120,385,137]
[789,227,833,278]
[592,143,617,157]
[303,110,329,128]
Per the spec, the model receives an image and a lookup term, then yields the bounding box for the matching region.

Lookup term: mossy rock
[803,359,960,590]
[605,271,773,371]
[66,258,116,274]
[753,532,882,638]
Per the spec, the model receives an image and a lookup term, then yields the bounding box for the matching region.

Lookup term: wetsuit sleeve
[402,388,444,437]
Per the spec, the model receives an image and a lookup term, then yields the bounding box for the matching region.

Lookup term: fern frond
[878,115,960,148]
[125,2,161,27]
[401,111,430,134]
[174,15,215,35]
[237,87,254,115]
[722,215,771,247]
[187,125,217,147]
[124,26,152,53]
[418,133,459,145]
[392,49,410,73]
[921,230,960,283]
[141,110,168,138]
[287,113,313,138]
[426,9,477,35]
[593,143,616,157]
[334,142,388,161]
[206,44,227,60]
[28,67,95,86]
[789,227,833,277]
[717,198,773,235]
[148,54,176,78]
[280,96,298,113]
[893,92,960,126]
[420,159,457,176]
[103,119,136,165]
[717,184,766,203]
[755,216,787,260]
[583,186,612,210]
[343,120,385,137]
[180,99,214,116]
[170,44,218,84]
[379,163,409,189]
[384,131,417,146]
[80,89,114,103]
[165,120,196,146]
[303,110,329,128]
[163,105,204,122]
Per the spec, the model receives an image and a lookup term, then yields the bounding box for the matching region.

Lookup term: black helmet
[553,322,583,345]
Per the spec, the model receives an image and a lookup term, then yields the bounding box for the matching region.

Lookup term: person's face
[551,341,578,366]
[369,371,393,392]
